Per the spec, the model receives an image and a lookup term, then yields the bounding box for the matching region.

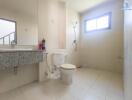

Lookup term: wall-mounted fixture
[72,18,78,51]
[122,0,132,10]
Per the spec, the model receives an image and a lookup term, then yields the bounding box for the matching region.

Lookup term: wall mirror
[0,18,16,45]
[0,0,38,45]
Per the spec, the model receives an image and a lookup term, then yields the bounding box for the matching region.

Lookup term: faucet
[11,40,16,48]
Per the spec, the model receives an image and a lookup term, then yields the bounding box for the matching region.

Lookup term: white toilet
[52,52,76,85]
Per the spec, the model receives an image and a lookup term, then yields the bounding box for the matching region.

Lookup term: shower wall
[80,0,124,73]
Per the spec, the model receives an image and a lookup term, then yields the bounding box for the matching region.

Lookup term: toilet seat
[60,64,76,70]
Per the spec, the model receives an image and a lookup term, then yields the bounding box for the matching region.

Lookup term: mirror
[0,0,38,45]
[0,18,16,45]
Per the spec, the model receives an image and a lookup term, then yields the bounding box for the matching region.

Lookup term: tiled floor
[0,68,124,100]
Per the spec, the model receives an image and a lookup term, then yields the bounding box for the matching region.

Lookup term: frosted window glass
[85,13,111,32]
[86,19,96,31]
[97,16,109,29]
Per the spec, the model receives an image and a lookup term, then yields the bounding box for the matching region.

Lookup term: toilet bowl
[52,52,76,85]
[60,64,76,84]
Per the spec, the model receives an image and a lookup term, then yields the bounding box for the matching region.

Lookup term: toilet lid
[60,64,76,70]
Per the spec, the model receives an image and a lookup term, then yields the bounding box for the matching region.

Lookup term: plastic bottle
[42,39,46,51]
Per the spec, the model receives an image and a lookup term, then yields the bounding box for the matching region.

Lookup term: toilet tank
[52,52,67,67]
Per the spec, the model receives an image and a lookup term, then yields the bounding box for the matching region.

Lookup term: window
[0,18,16,45]
[85,12,111,32]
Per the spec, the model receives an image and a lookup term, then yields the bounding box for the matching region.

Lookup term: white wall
[80,0,124,73]
[124,0,132,100]
[66,7,80,66]
[38,0,80,71]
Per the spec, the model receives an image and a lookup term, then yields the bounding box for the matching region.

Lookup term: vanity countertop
[0,49,46,53]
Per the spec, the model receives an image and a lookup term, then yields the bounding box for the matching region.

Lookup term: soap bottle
[38,41,42,50]
[42,39,46,51]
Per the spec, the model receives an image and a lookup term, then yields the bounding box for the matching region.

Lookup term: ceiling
[0,0,37,16]
[0,0,114,16]
[61,0,113,12]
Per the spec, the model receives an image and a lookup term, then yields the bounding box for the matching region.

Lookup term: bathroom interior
[0,0,132,100]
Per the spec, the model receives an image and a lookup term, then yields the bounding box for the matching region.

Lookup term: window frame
[0,18,17,45]
[84,12,112,33]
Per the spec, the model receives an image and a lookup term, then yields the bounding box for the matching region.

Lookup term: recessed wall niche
[58,1,66,49]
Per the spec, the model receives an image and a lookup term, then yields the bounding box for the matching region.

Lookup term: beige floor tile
[0,68,124,100]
